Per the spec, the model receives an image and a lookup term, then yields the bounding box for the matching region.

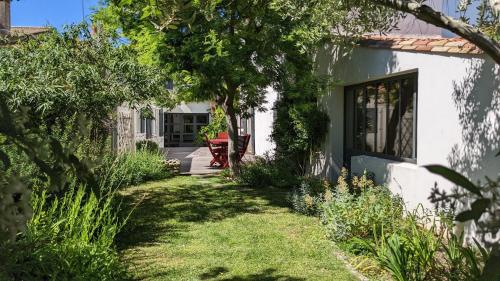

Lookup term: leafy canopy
[95,0,398,112]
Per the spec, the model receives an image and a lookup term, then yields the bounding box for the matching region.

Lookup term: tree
[0,24,172,160]
[95,0,398,175]
[366,0,500,64]
[0,25,171,240]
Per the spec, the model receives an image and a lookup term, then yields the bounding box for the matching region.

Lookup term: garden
[1,0,499,280]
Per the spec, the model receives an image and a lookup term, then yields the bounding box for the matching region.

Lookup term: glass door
[164,113,209,147]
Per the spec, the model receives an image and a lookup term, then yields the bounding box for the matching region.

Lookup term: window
[345,73,417,161]
[139,116,146,134]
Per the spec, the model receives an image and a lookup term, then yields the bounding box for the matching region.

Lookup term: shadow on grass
[116,176,291,250]
[199,267,305,281]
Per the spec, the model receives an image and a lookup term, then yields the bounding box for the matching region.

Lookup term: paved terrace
[165,147,254,175]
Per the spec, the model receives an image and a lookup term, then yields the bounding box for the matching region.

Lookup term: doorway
[164,113,209,147]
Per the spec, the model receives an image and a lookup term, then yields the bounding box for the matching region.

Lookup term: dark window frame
[344,72,418,164]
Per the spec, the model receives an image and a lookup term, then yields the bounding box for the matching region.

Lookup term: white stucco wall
[314,45,500,213]
[254,87,278,156]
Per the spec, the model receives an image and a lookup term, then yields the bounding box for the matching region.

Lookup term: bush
[290,177,332,215]
[348,204,491,281]
[197,106,227,143]
[321,186,404,242]
[237,156,300,188]
[0,185,128,281]
[135,140,160,153]
[99,149,170,189]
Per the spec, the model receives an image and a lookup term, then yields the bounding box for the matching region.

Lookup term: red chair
[205,134,226,167]
[222,134,251,168]
[237,134,251,162]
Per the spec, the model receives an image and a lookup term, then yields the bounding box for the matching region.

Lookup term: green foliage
[0,185,128,281]
[99,150,171,189]
[0,25,170,151]
[426,164,500,280]
[0,24,170,242]
[273,100,330,175]
[358,210,449,281]
[346,203,493,281]
[441,232,490,281]
[290,177,332,215]
[237,156,300,188]
[197,106,227,142]
[0,98,95,242]
[321,186,404,242]
[136,140,160,153]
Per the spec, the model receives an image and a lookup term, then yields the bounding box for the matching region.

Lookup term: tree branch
[373,0,500,65]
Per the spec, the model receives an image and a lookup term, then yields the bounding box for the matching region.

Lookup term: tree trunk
[221,93,240,176]
[373,0,500,65]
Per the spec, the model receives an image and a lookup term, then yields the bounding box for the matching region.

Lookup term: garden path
[117,176,358,281]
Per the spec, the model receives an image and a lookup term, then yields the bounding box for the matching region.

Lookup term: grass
[117,176,358,281]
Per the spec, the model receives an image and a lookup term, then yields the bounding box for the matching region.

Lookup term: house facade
[311,4,499,221]
[121,91,278,156]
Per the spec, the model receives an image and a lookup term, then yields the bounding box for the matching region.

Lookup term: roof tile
[359,35,482,56]
[431,46,451,52]
[428,40,448,46]
[445,41,466,47]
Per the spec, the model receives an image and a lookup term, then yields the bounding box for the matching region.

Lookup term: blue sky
[11,0,101,30]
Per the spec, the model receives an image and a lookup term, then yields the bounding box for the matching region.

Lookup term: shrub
[99,149,170,189]
[197,106,227,143]
[357,210,442,281]
[441,232,489,281]
[237,156,300,188]
[0,185,128,281]
[321,186,404,242]
[135,140,160,153]
[290,177,332,215]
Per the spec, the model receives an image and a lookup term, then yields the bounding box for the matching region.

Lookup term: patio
[165,147,255,175]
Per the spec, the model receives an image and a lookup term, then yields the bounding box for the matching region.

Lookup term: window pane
[183,115,194,123]
[386,81,400,156]
[344,89,354,151]
[376,83,388,153]
[196,125,205,132]
[172,124,181,133]
[183,134,194,142]
[184,125,194,133]
[172,114,181,123]
[196,114,208,124]
[354,88,364,150]
[400,78,415,158]
[365,85,376,152]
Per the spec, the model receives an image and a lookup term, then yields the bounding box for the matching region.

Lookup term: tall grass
[0,148,170,280]
[100,149,170,189]
[0,184,129,281]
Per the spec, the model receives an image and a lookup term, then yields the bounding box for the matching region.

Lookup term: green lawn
[117,176,358,281]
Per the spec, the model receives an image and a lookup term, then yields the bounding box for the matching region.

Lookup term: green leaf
[0,150,10,168]
[424,165,481,196]
[455,199,490,222]
[481,246,500,281]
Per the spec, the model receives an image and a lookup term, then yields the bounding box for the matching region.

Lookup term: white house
[122,94,278,156]
[310,2,499,222]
